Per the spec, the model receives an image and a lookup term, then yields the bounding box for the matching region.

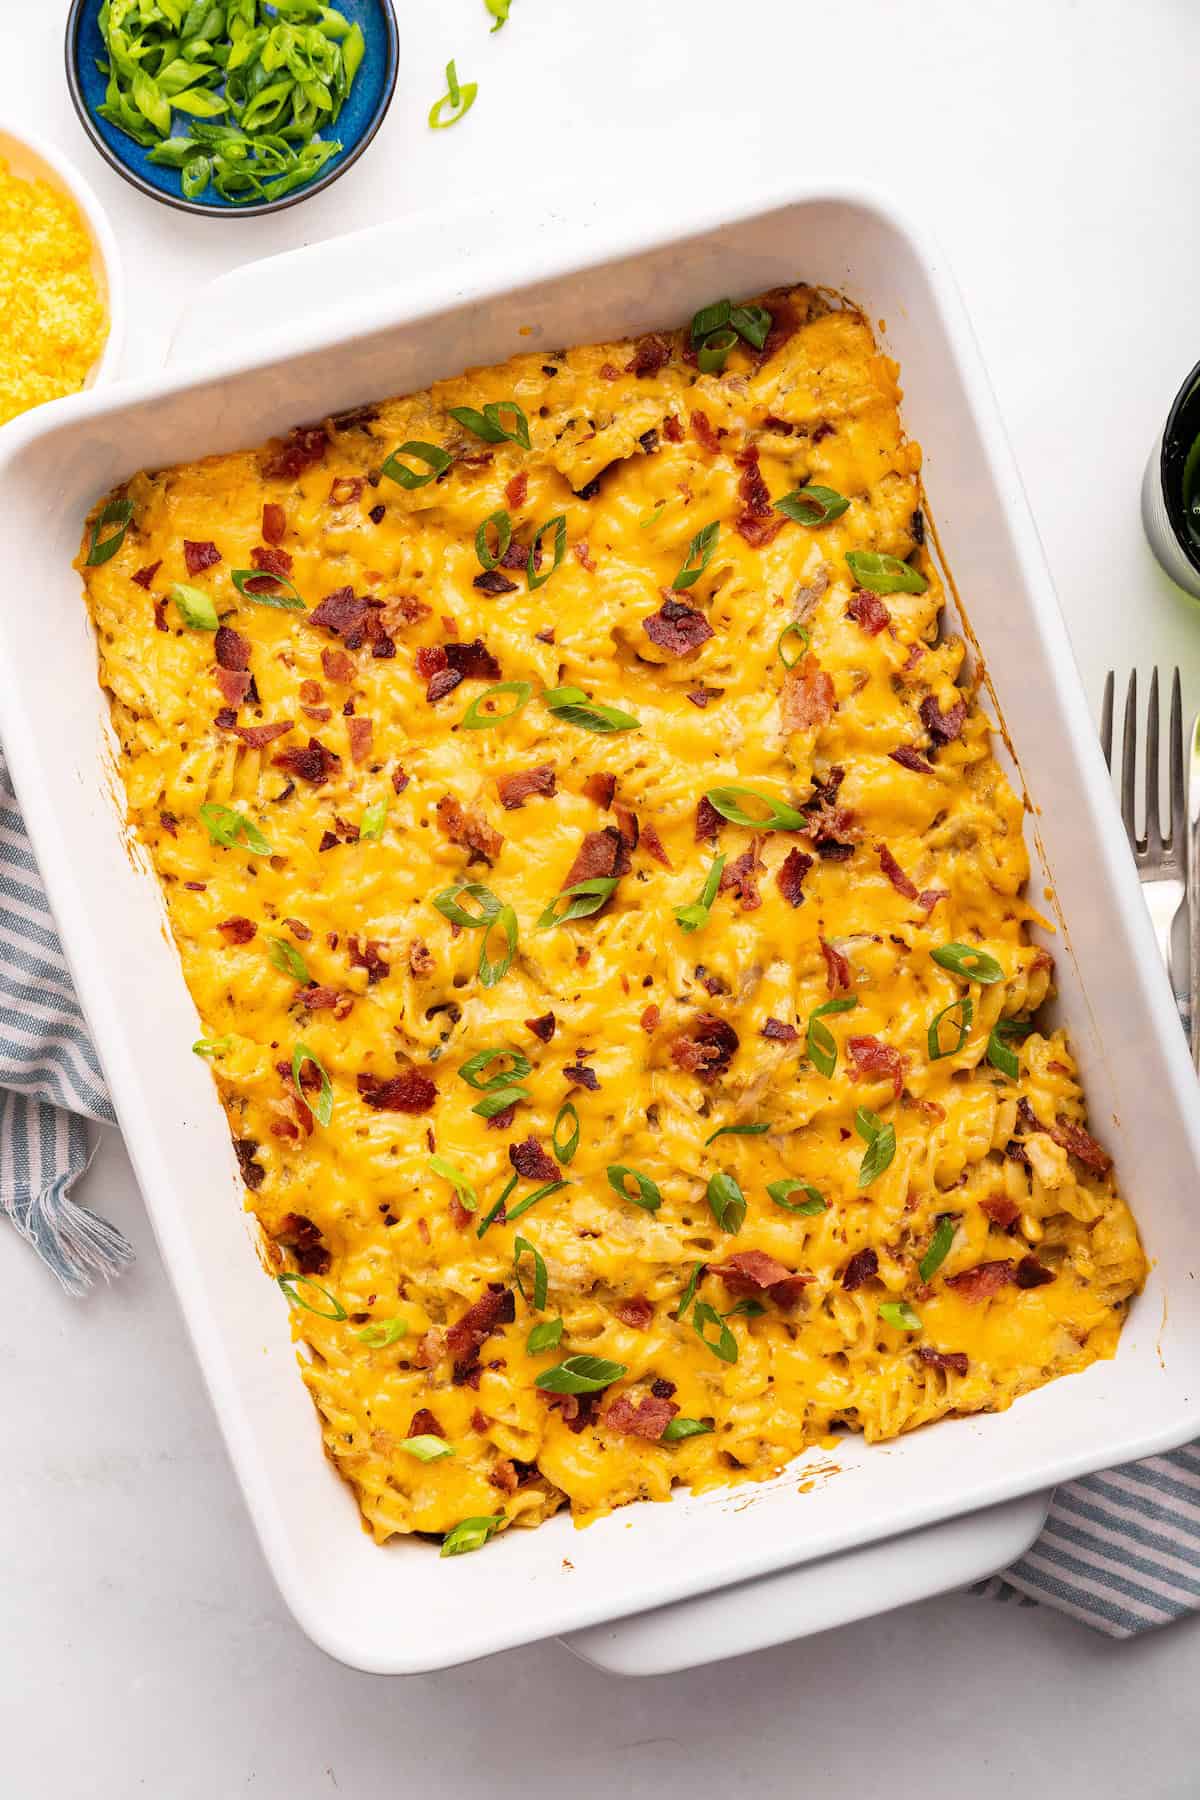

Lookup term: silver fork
[1101,667,1189,1022]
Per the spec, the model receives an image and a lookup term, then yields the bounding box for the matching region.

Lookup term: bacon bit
[216,625,251,672]
[820,937,852,993]
[391,765,410,794]
[408,939,434,977]
[1016,1256,1055,1289]
[446,1285,515,1375]
[409,1408,444,1439]
[233,1138,265,1191]
[663,415,683,443]
[901,643,926,674]
[158,811,178,837]
[691,410,721,455]
[734,444,771,515]
[214,706,238,731]
[299,680,324,704]
[720,839,765,911]
[359,1069,437,1113]
[415,1327,446,1369]
[981,1196,1020,1230]
[525,1012,556,1043]
[264,423,328,481]
[308,586,368,638]
[383,595,430,630]
[711,1249,796,1294]
[250,542,293,580]
[643,596,715,656]
[329,475,364,506]
[917,1346,969,1377]
[848,590,890,636]
[448,1194,471,1231]
[262,502,286,544]
[435,795,503,866]
[918,888,950,918]
[877,844,919,900]
[920,694,967,745]
[572,539,597,573]
[946,1260,1016,1301]
[303,707,332,723]
[599,362,621,381]
[563,1062,600,1091]
[640,1004,660,1033]
[670,1012,739,1082]
[490,1459,519,1495]
[605,1392,678,1440]
[509,1136,558,1182]
[153,599,168,632]
[415,644,447,680]
[847,1035,906,1098]
[183,539,220,575]
[1048,1116,1112,1173]
[640,822,672,867]
[889,746,935,775]
[762,1017,798,1043]
[501,533,537,572]
[346,715,373,763]
[781,653,836,731]
[534,627,555,645]
[273,736,340,785]
[695,794,723,843]
[132,561,161,589]
[427,672,463,707]
[505,472,528,510]
[487,1103,518,1131]
[613,1296,654,1330]
[583,771,616,809]
[297,985,341,1012]
[842,1248,878,1291]
[736,509,786,548]
[273,1212,329,1276]
[232,719,294,749]
[497,764,557,810]
[183,881,206,891]
[282,918,311,942]
[776,846,813,906]
[613,803,639,853]
[217,916,256,945]
[216,667,251,706]
[563,825,630,888]
[348,936,389,984]
[687,686,723,708]
[625,333,671,377]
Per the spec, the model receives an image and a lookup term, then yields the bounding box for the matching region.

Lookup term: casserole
[1,185,1198,1672]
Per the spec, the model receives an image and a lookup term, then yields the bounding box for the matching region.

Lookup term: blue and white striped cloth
[2,749,1198,1633]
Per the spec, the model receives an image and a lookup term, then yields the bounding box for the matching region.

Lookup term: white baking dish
[2,184,1199,1676]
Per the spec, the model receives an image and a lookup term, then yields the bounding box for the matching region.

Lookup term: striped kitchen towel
[1,755,1198,1633]
[0,749,133,1295]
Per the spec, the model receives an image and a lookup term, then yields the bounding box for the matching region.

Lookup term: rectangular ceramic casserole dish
[3,184,1199,1675]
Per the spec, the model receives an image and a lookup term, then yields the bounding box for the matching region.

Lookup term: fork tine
[1145,666,1162,853]
[1170,667,1185,854]
[1120,669,1139,846]
[1101,670,1114,770]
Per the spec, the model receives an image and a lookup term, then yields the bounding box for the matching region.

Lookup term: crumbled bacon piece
[719,839,765,911]
[329,475,364,506]
[572,539,596,572]
[920,694,967,745]
[233,1139,265,1191]
[525,1012,556,1042]
[391,765,410,794]
[264,424,328,481]
[283,917,311,941]
[640,822,672,867]
[232,719,295,749]
[877,844,919,900]
[776,846,813,906]
[183,539,220,575]
[408,939,434,976]
[348,937,389,984]
[669,1013,739,1082]
[435,795,503,866]
[446,638,502,681]
[359,1069,437,1113]
[251,542,293,579]
[214,626,249,671]
[625,333,671,377]
[736,510,786,548]
[847,1035,906,1098]
[426,668,463,704]
[1016,1256,1055,1289]
[1047,1116,1111,1172]
[604,1392,678,1440]
[308,587,368,638]
[153,598,168,631]
[917,1346,969,1376]
[215,667,251,705]
[918,888,950,917]
[273,736,340,785]
[509,1136,558,1182]
[505,472,528,510]
[734,444,771,514]
[132,561,161,590]
[583,771,616,809]
[945,1260,1015,1301]
[500,534,537,571]
[490,1459,519,1495]
[273,1212,329,1276]
[643,596,715,656]
[262,502,286,544]
[981,1196,1020,1229]
[408,1408,444,1438]
[613,803,639,853]
[613,1296,654,1330]
[663,415,684,443]
[691,411,721,455]
[473,568,519,595]
[695,794,723,843]
[563,825,629,888]
[848,590,890,636]
[415,1327,446,1369]
[320,647,355,684]
[563,1062,600,1091]
[298,985,342,1011]
[217,916,256,945]
[158,811,178,837]
[711,1250,797,1295]
[762,1018,798,1043]
[497,765,556,810]
[687,686,723,708]
[640,1004,660,1033]
[781,653,836,730]
[346,715,373,763]
[889,746,935,775]
[820,937,852,993]
[841,1248,878,1291]
[446,1285,515,1374]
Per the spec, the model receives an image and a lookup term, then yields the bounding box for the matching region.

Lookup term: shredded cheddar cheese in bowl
[0,155,108,427]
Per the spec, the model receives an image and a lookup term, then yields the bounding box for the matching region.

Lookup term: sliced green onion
[458,1048,532,1091]
[433,882,502,929]
[441,1514,503,1557]
[462,682,532,730]
[542,685,641,734]
[198,802,272,854]
[805,996,858,1079]
[380,441,453,489]
[478,903,518,987]
[639,502,667,529]
[535,1355,626,1394]
[878,1300,922,1332]
[485,0,511,32]
[673,521,720,591]
[987,1017,1032,1079]
[775,485,850,526]
[527,515,567,591]
[475,1172,518,1238]
[357,1318,408,1347]
[449,402,529,448]
[471,1083,529,1120]
[692,1301,738,1363]
[919,1215,957,1282]
[675,852,726,934]
[292,1041,333,1127]
[690,299,732,344]
[845,550,928,595]
[513,1235,548,1309]
[704,1122,769,1147]
[777,620,811,668]
[768,1179,826,1215]
[527,1317,563,1353]
[230,568,306,610]
[855,1107,896,1188]
[267,935,310,982]
[552,1099,580,1165]
[661,1416,712,1441]
[675,1259,704,1321]
[706,1170,746,1235]
[85,497,134,566]
[277,1272,346,1320]
[729,303,772,349]
[931,943,1004,985]
[535,876,620,931]
[428,1155,478,1213]
[702,786,806,831]
[606,1166,662,1212]
[928,996,974,1059]
[724,1298,766,1320]
[697,327,737,374]
[359,798,388,841]
[474,508,512,569]
[192,1035,232,1058]
[505,1179,566,1226]
[399,1434,454,1461]
[172,582,219,631]
[429,61,478,131]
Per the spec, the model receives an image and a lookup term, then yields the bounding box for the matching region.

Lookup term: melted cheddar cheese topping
[78,287,1145,1545]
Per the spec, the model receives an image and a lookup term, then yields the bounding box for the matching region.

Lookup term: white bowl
[0,119,124,396]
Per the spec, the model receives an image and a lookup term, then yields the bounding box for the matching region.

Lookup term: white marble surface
[4,0,1199,1791]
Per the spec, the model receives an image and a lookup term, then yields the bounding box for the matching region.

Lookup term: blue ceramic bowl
[65,0,398,218]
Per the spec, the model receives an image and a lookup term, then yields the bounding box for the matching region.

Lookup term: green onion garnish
[535,1355,626,1394]
[692,1301,738,1363]
[928,996,974,1059]
[429,61,478,131]
[639,502,667,529]
[673,521,720,591]
[690,299,732,343]
[931,943,1004,985]
[357,1318,408,1347]
[359,798,388,841]
[462,682,532,729]
[776,620,810,668]
[400,1434,454,1461]
[706,1170,746,1235]
[485,0,511,32]
[674,853,726,934]
[527,1317,563,1353]
[775,485,850,526]
[702,786,806,831]
[433,882,502,928]
[380,441,454,489]
[704,1122,770,1147]
[805,996,858,1078]
[267,935,310,982]
[441,1514,503,1557]
[675,1260,704,1321]
[471,1084,530,1121]
[552,1099,580,1165]
[767,1179,826,1215]
[230,568,306,610]
[542,685,641,734]
[919,1216,956,1282]
[292,1041,333,1127]
[513,1235,548,1310]
[277,1272,346,1320]
[729,304,772,349]
[987,1017,1032,1079]
[475,1173,518,1238]
[85,497,134,566]
[428,1155,478,1213]
[845,550,928,595]
[198,803,272,854]
[192,1035,232,1058]
[449,401,529,448]
[697,328,738,374]
[475,509,512,569]
[172,582,219,631]
[527,515,567,591]
[458,1048,532,1091]
[478,903,518,987]
[661,1416,712,1442]
[606,1166,662,1212]
[535,876,620,930]
[855,1107,896,1188]
[878,1300,922,1332]
[505,1179,566,1226]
